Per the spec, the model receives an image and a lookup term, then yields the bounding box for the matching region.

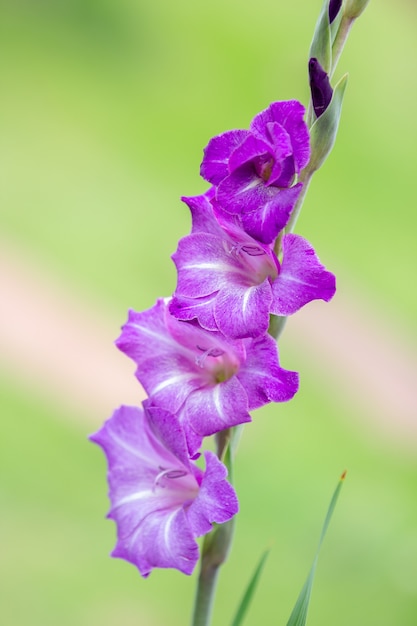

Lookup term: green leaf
[230,550,270,626]
[286,471,347,626]
[308,72,348,173]
[309,0,332,73]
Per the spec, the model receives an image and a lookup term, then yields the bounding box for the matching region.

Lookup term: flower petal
[250,100,310,172]
[200,129,249,184]
[271,233,336,315]
[188,450,239,536]
[238,335,299,407]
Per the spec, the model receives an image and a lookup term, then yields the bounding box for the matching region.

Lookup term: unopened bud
[309,58,333,118]
[308,73,348,172]
[329,0,343,24]
[344,0,370,18]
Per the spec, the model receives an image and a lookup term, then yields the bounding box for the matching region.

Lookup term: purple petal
[238,182,303,244]
[172,232,244,298]
[181,376,252,442]
[188,451,239,536]
[238,335,299,408]
[116,303,204,412]
[228,134,272,173]
[171,217,278,337]
[170,293,218,331]
[250,101,310,172]
[200,129,249,184]
[181,189,223,236]
[90,405,200,576]
[214,281,272,339]
[90,405,238,577]
[112,506,199,577]
[264,122,294,186]
[271,234,336,315]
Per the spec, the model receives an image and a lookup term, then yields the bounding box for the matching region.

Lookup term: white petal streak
[241,289,251,319]
[150,373,194,396]
[113,489,153,510]
[163,509,178,556]
[213,386,227,423]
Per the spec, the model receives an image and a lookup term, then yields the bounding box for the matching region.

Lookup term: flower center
[229,241,278,284]
[195,344,239,384]
[153,466,198,502]
[259,158,274,182]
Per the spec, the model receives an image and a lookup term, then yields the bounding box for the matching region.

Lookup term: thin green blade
[230,550,270,626]
[286,471,347,626]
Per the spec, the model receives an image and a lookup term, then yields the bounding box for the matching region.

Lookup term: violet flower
[116,298,298,457]
[170,191,336,339]
[90,403,238,577]
[309,58,333,118]
[200,101,310,244]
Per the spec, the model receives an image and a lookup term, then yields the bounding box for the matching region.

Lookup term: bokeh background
[1,1,416,624]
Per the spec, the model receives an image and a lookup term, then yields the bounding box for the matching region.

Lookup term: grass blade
[286,471,347,626]
[230,549,270,626]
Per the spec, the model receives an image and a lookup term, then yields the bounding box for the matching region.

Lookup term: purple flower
[116,298,298,456]
[170,192,336,339]
[200,101,310,244]
[90,403,238,577]
[309,58,333,118]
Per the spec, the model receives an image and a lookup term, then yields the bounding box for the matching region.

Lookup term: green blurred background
[1,1,416,624]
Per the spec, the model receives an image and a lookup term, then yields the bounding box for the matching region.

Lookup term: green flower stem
[268,313,287,341]
[284,167,314,235]
[191,427,241,626]
[191,518,236,626]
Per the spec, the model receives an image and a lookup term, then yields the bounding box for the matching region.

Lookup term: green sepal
[329,5,344,44]
[230,550,270,626]
[344,0,370,18]
[309,0,332,73]
[308,72,348,173]
[286,472,347,626]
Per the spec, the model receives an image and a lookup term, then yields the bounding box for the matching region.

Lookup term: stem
[285,168,314,234]
[268,314,287,341]
[191,518,236,626]
[190,427,241,626]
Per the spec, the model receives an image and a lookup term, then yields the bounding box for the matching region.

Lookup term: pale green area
[1,1,416,625]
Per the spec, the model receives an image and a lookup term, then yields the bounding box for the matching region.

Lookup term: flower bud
[309,58,333,118]
[309,0,332,73]
[328,0,343,24]
[344,0,370,18]
[308,73,348,172]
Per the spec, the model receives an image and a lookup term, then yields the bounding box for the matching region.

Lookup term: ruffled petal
[188,451,239,536]
[90,405,238,577]
[228,134,271,172]
[237,181,303,244]
[238,335,299,408]
[170,293,218,331]
[250,100,310,172]
[271,234,336,315]
[200,129,249,184]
